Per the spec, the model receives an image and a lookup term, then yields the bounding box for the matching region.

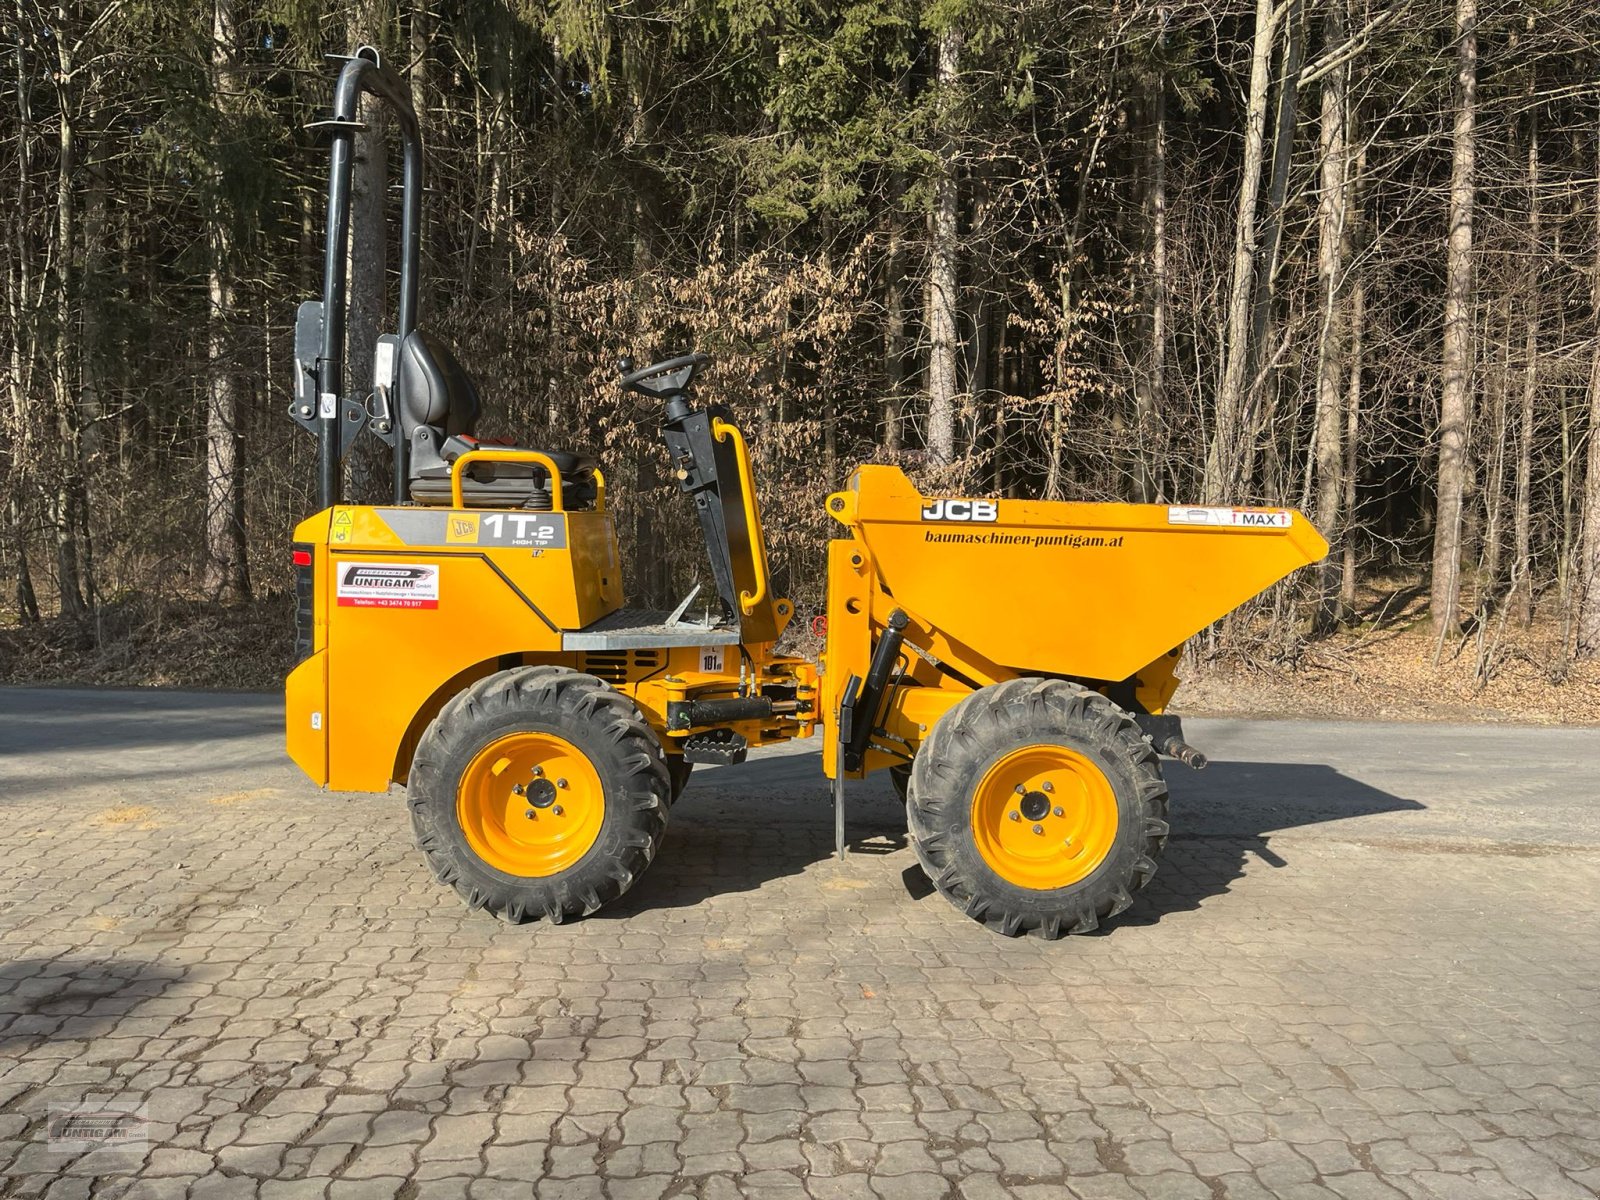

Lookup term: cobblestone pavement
[2,688,1598,1200]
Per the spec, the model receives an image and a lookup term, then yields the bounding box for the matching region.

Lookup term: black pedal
[681,728,749,766]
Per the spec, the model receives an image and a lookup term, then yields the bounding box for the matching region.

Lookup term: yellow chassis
[288,435,1324,798]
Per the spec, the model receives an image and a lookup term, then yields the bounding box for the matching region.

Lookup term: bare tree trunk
[7,25,42,625]
[79,137,106,467]
[408,0,432,318]
[993,314,1010,495]
[1206,0,1280,503]
[1431,0,1477,643]
[1340,273,1365,618]
[49,38,88,619]
[1481,304,1509,595]
[1512,108,1539,626]
[883,194,908,453]
[8,493,40,623]
[1248,0,1303,400]
[1577,101,1600,656]
[1311,0,1349,630]
[203,0,250,602]
[482,5,512,278]
[1133,56,1168,505]
[925,24,963,467]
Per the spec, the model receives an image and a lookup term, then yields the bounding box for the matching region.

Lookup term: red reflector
[292,549,313,567]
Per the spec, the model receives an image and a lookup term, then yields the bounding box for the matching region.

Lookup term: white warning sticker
[336,562,440,609]
[1167,506,1292,530]
[697,646,726,674]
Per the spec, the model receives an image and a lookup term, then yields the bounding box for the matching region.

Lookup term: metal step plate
[560,607,740,651]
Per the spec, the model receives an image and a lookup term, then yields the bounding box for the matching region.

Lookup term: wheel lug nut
[1032,824,1044,835]
[512,784,524,796]
[553,805,564,816]
[532,766,544,777]
[557,778,568,789]
[1042,782,1054,793]
[524,809,535,819]
[1053,806,1063,817]
[1013,784,1026,795]
[1008,811,1021,822]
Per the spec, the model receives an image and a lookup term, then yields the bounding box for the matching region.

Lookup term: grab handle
[711,418,770,615]
[449,449,566,511]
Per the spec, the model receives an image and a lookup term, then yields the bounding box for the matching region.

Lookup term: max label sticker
[337,563,440,609]
[1167,505,1291,530]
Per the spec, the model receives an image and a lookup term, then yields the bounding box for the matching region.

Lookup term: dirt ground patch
[0,592,294,690]
[3,580,1597,726]
[1182,582,1600,726]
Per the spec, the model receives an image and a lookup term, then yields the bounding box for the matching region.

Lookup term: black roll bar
[316,46,424,509]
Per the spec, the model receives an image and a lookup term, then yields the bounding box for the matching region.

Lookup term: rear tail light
[293,543,315,662]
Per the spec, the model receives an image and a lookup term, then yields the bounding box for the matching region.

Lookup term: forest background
[4,0,1600,723]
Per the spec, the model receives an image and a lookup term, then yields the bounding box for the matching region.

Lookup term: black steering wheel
[618,352,710,398]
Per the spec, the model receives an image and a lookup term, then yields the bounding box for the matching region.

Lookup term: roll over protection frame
[312,47,424,510]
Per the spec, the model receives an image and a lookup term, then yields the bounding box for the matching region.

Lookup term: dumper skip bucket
[832,466,1329,684]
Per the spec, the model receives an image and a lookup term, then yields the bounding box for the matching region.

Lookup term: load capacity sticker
[1167,506,1291,530]
[336,562,440,609]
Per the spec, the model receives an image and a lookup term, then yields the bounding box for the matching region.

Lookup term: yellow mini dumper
[285,50,1327,938]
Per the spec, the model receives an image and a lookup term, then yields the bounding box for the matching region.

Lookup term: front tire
[908,679,1168,939]
[408,666,670,923]
[889,763,912,803]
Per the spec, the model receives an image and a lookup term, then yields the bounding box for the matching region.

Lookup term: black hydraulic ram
[666,695,774,732]
[839,609,910,773]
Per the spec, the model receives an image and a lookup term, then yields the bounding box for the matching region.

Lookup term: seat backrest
[397,330,479,476]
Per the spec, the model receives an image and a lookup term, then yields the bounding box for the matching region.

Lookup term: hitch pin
[1159,736,1209,770]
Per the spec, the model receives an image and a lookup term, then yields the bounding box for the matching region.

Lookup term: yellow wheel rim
[457,732,604,877]
[970,744,1118,890]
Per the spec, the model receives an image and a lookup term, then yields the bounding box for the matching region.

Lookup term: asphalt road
[4,684,1595,846]
[1,687,1597,1200]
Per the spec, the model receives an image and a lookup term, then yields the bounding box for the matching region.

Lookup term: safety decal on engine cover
[1167,506,1291,530]
[336,562,440,609]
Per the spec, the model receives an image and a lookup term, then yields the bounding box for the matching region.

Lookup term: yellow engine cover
[290,503,624,792]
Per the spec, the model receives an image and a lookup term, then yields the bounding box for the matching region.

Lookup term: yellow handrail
[711,418,770,616]
[449,448,567,511]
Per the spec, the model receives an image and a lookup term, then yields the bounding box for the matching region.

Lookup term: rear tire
[408,666,670,923]
[908,679,1167,939]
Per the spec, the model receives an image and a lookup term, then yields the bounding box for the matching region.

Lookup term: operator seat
[397,330,598,509]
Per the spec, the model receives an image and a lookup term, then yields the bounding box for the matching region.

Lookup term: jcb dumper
[285,48,1327,939]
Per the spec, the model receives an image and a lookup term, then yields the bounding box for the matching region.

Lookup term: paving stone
[2,705,1597,1200]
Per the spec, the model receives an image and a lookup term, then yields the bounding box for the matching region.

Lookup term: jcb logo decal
[446,514,480,544]
[921,499,998,523]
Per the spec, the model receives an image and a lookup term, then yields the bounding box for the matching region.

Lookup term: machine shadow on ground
[601,751,1425,927]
